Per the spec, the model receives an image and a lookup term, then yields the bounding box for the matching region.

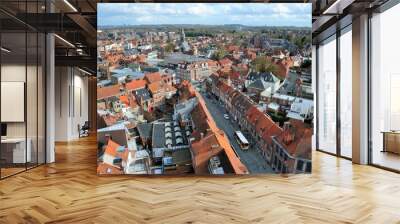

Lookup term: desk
[382,131,400,154]
[1,138,31,163]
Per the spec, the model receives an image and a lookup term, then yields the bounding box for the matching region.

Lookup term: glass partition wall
[316,25,353,159]
[0,1,46,179]
[370,3,400,171]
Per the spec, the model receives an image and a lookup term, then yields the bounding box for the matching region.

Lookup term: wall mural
[96,3,313,175]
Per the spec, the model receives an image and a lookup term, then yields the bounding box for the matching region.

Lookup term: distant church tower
[179,28,191,53]
[181,28,186,42]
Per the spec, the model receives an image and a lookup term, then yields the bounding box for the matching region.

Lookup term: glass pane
[27,31,38,169]
[38,32,45,165]
[371,4,400,171]
[339,28,352,158]
[317,36,337,154]
[1,31,27,177]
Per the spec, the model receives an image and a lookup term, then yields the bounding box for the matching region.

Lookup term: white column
[352,14,369,164]
[46,32,55,163]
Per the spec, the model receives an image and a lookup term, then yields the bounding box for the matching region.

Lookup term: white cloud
[98,3,311,27]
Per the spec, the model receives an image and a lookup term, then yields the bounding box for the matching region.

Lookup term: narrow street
[201,92,274,173]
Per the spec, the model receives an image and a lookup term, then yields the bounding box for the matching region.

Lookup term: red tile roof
[97,163,123,175]
[119,95,129,105]
[97,85,120,100]
[207,60,219,67]
[148,82,162,94]
[126,79,146,91]
[219,58,232,66]
[145,72,162,84]
[276,119,312,160]
[191,133,223,174]
[190,84,248,174]
[104,139,121,157]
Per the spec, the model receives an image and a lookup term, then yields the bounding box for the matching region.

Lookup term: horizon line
[98,24,311,28]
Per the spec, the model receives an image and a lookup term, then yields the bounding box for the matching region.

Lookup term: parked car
[223,114,230,120]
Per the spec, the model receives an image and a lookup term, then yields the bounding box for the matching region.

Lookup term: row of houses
[207,74,312,174]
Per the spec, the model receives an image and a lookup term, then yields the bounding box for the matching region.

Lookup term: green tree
[212,49,227,61]
[164,42,175,53]
[252,56,278,74]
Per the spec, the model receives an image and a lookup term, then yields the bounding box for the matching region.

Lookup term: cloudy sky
[98,3,311,27]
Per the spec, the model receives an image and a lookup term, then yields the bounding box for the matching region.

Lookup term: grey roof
[247,72,279,83]
[134,88,152,101]
[152,123,165,148]
[151,121,189,149]
[111,68,135,77]
[172,148,192,164]
[164,53,207,65]
[137,123,153,139]
[248,79,269,90]
[128,72,145,80]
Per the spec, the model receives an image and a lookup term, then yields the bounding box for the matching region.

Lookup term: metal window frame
[367,0,400,173]
[315,21,353,161]
[0,0,47,180]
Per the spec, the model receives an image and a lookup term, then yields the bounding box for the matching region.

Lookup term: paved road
[201,92,274,174]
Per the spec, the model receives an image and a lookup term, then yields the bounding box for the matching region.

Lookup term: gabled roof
[104,139,121,157]
[148,81,162,94]
[97,85,121,100]
[119,95,129,105]
[219,58,232,67]
[275,119,311,160]
[144,72,162,83]
[191,133,223,174]
[126,79,146,91]
[248,79,269,90]
[97,163,123,175]
[137,123,153,139]
[207,60,219,67]
[134,88,152,101]
[247,72,279,83]
[190,84,248,174]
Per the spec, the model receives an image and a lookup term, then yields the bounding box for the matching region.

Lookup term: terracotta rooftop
[190,85,248,174]
[104,139,121,157]
[145,72,162,84]
[275,119,312,160]
[126,79,146,91]
[191,133,223,174]
[219,58,233,67]
[119,95,129,106]
[97,85,121,100]
[148,82,162,94]
[97,163,123,175]
[207,60,219,67]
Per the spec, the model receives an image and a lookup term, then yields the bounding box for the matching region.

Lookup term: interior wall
[1,64,28,138]
[54,66,89,141]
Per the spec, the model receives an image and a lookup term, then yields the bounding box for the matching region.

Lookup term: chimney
[282,121,294,145]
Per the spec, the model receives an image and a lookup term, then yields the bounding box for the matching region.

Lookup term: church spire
[181,28,186,42]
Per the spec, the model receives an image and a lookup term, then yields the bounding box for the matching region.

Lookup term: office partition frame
[0,0,48,180]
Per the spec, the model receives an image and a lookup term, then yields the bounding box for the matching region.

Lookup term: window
[317,35,337,154]
[339,26,352,158]
[305,162,312,173]
[296,160,304,171]
[370,3,400,171]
